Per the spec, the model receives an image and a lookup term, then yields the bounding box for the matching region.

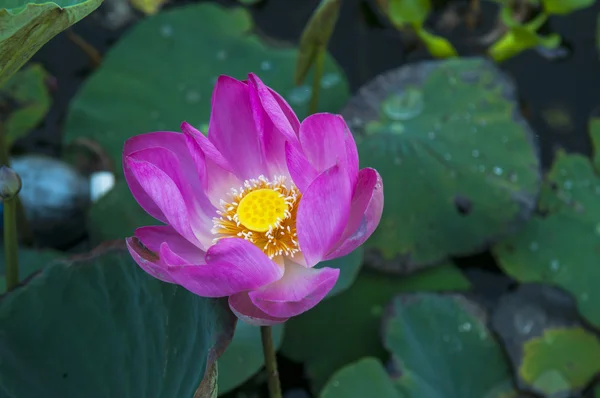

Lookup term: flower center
[236,189,287,233]
[212,176,301,259]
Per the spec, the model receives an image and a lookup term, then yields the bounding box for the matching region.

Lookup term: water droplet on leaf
[287,86,312,105]
[320,73,341,89]
[381,87,424,121]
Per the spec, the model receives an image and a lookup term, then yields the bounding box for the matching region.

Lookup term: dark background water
[14,0,600,396]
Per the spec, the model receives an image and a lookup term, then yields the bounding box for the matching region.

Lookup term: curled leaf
[0,0,103,86]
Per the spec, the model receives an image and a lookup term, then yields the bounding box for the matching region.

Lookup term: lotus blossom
[124,73,383,325]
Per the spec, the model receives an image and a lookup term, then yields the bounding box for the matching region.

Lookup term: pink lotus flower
[124,74,383,325]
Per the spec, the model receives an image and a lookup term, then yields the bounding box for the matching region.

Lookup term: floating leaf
[62,3,349,243]
[218,322,284,395]
[319,247,364,298]
[0,0,102,87]
[0,242,237,397]
[320,358,402,398]
[238,0,263,4]
[493,150,600,328]
[295,0,341,85]
[521,328,600,396]
[0,64,51,146]
[280,265,470,392]
[0,247,60,293]
[491,284,600,396]
[489,9,560,62]
[542,0,594,15]
[383,293,514,397]
[341,58,540,273]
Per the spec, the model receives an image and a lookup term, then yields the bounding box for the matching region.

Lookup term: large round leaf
[0,247,60,293]
[492,284,600,396]
[217,322,284,395]
[280,264,470,392]
[493,150,600,328]
[342,57,540,273]
[63,2,349,242]
[0,0,102,87]
[318,247,363,298]
[320,357,402,398]
[0,242,236,397]
[383,293,514,397]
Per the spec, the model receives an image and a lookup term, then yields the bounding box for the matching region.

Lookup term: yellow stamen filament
[211,175,301,259]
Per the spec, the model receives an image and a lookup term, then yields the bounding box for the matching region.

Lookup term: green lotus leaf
[342,57,540,273]
[0,0,102,87]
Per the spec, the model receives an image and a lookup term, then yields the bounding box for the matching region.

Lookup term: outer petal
[297,164,352,267]
[126,236,176,283]
[229,292,288,326]
[285,141,317,193]
[181,122,240,206]
[126,148,215,249]
[125,156,207,248]
[123,132,192,223]
[249,261,340,318]
[134,225,204,264]
[326,169,384,260]
[167,238,285,298]
[299,114,358,184]
[208,76,267,180]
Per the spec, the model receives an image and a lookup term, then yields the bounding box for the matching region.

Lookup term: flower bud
[0,166,22,201]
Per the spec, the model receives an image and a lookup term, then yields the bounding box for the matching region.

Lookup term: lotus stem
[261,325,282,398]
[3,197,18,291]
[0,125,33,246]
[309,46,326,115]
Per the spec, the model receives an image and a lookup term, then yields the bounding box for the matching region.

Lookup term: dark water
[13,0,600,396]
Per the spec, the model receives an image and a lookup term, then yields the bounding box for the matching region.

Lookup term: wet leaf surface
[0,242,236,398]
[491,284,600,396]
[383,293,514,397]
[493,149,600,328]
[280,265,470,392]
[343,57,540,273]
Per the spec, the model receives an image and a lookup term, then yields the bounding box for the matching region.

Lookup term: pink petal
[249,261,340,318]
[285,141,318,193]
[168,238,285,298]
[125,156,210,249]
[298,114,350,173]
[123,132,192,223]
[248,74,300,139]
[208,76,268,180]
[296,165,353,267]
[345,125,360,189]
[181,122,240,206]
[126,236,176,283]
[326,169,384,260]
[134,225,204,264]
[229,292,288,326]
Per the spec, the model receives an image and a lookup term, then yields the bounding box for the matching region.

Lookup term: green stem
[0,125,33,246]
[261,326,282,398]
[4,197,19,291]
[308,46,326,115]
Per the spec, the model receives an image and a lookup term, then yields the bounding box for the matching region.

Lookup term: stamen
[211,175,301,258]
